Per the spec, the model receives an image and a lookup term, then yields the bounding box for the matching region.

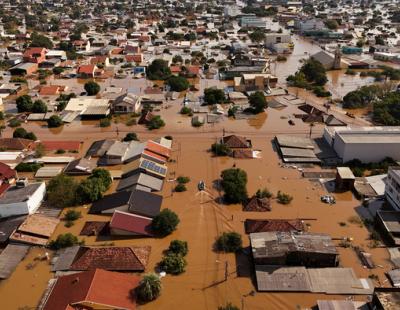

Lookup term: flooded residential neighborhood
[1,1,400,310]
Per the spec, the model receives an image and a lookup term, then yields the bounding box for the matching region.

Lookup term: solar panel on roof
[140,159,166,176]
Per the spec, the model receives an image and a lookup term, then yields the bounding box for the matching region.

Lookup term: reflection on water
[247,112,268,130]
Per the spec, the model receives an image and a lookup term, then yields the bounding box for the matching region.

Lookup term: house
[23,47,47,64]
[145,140,171,160]
[90,55,110,67]
[311,50,349,70]
[40,269,139,310]
[245,219,305,234]
[113,93,142,114]
[117,172,163,192]
[385,167,400,210]
[9,62,38,75]
[243,196,271,212]
[250,231,338,267]
[86,139,116,157]
[110,210,153,236]
[371,288,400,310]
[0,162,16,195]
[64,97,110,118]
[89,188,162,217]
[234,73,278,92]
[240,15,267,28]
[77,64,97,78]
[98,141,144,165]
[122,158,168,179]
[52,246,151,272]
[0,215,26,244]
[9,214,59,246]
[335,167,355,191]
[0,182,46,218]
[221,135,252,149]
[376,210,400,246]
[64,158,97,175]
[323,127,400,163]
[73,40,90,51]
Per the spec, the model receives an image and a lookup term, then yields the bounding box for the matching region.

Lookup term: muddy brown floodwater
[0,130,391,310]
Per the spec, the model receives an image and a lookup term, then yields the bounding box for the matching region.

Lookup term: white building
[324,127,400,163]
[385,167,400,210]
[0,182,46,218]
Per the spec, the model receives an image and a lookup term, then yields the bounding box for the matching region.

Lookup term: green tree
[147,116,165,130]
[99,118,111,127]
[89,168,112,191]
[76,178,104,204]
[211,143,231,156]
[167,76,190,92]
[216,232,242,252]
[168,240,188,256]
[159,253,187,275]
[16,95,33,112]
[49,233,79,250]
[32,100,48,113]
[13,127,28,138]
[151,208,180,236]
[47,174,79,208]
[47,115,63,128]
[147,59,171,80]
[249,91,267,113]
[84,81,101,95]
[135,273,162,303]
[174,183,187,192]
[204,88,226,105]
[220,168,248,204]
[64,209,82,221]
[249,29,266,42]
[123,132,139,141]
[30,32,53,49]
[277,191,293,205]
[172,55,183,63]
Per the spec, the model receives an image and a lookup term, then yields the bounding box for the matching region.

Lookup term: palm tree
[135,273,162,302]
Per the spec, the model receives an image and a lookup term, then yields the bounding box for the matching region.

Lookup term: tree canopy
[30,32,53,49]
[249,29,266,42]
[84,81,100,95]
[204,88,226,105]
[16,95,33,112]
[135,273,162,303]
[167,76,190,92]
[47,174,79,208]
[47,115,63,128]
[220,168,248,204]
[147,59,171,80]
[249,91,267,113]
[151,208,180,236]
[216,232,242,252]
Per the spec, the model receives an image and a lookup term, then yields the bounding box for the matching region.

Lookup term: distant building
[250,231,339,267]
[324,127,400,163]
[23,47,47,64]
[240,15,267,28]
[385,167,400,211]
[376,210,400,245]
[113,93,142,114]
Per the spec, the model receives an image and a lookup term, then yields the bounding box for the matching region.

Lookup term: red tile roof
[42,269,139,310]
[222,135,250,148]
[41,140,81,151]
[145,140,171,158]
[245,219,305,234]
[0,183,10,196]
[77,64,96,75]
[23,47,46,57]
[39,85,60,96]
[70,246,150,271]
[243,196,271,212]
[142,149,167,163]
[125,54,143,63]
[110,211,153,236]
[0,138,34,150]
[0,162,16,180]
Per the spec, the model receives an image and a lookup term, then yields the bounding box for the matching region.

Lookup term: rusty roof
[69,246,151,271]
[222,135,251,148]
[245,219,305,234]
[243,196,271,212]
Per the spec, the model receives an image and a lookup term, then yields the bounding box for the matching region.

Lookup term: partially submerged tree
[159,253,187,275]
[135,273,162,303]
[216,232,242,252]
[47,174,79,208]
[48,233,80,250]
[47,115,63,128]
[151,208,180,236]
[167,240,188,256]
[147,59,171,80]
[84,81,100,95]
[220,168,248,204]
[249,91,267,114]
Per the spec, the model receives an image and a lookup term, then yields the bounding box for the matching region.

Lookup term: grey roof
[377,211,400,233]
[0,215,26,243]
[86,139,115,157]
[275,135,314,149]
[117,172,163,192]
[255,266,374,294]
[123,141,146,163]
[106,141,129,157]
[0,183,43,205]
[0,244,30,279]
[64,158,96,174]
[250,231,337,259]
[51,246,80,272]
